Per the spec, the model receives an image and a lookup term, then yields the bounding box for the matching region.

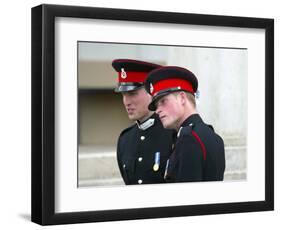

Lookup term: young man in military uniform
[112,59,175,185]
[144,66,225,182]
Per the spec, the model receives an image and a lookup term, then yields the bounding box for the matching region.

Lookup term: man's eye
[129,92,137,96]
[158,98,166,106]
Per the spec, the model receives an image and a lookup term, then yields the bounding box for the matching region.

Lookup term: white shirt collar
[136,118,155,130]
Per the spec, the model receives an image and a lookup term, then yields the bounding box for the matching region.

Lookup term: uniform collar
[136,113,157,130]
[177,114,202,137]
[181,113,203,128]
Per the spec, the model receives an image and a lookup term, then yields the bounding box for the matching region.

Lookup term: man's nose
[156,106,161,115]
[123,94,130,106]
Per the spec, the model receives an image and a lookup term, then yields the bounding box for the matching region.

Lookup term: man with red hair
[145,66,225,182]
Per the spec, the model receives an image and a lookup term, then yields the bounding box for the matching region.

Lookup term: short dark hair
[185,91,196,108]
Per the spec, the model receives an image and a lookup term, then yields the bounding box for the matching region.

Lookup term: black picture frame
[31,4,274,225]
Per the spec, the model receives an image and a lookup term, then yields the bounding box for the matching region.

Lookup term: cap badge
[150,83,154,94]
[121,68,127,79]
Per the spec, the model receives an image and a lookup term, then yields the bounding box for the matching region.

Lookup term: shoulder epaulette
[178,125,207,161]
[177,125,192,138]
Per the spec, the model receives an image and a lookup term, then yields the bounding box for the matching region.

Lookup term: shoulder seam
[191,130,207,161]
[120,124,136,136]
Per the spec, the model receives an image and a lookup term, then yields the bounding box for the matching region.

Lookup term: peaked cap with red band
[112,59,162,93]
[144,66,198,111]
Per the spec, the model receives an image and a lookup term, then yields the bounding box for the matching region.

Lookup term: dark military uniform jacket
[117,113,174,185]
[165,114,225,183]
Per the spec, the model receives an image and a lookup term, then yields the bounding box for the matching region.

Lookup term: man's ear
[179,91,186,105]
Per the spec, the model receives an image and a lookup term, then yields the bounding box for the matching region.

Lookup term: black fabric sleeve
[175,135,204,182]
[116,137,127,184]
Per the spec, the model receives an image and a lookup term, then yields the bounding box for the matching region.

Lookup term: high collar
[136,113,158,130]
[181,113,203,128]
[176,114,202,138]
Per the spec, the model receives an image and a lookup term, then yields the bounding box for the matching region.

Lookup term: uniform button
[138,179,143,184]
[138,157,143,162]
[123,164,126,168]
[140,136,145,141]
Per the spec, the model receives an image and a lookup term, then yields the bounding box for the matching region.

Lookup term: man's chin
[162,121,169,129]
[162,120,173,129]
[127,114,138,121]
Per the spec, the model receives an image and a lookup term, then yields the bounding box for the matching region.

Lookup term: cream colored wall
[78,60,134,186]
[79,93,132,146]
[79,61,117,88]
